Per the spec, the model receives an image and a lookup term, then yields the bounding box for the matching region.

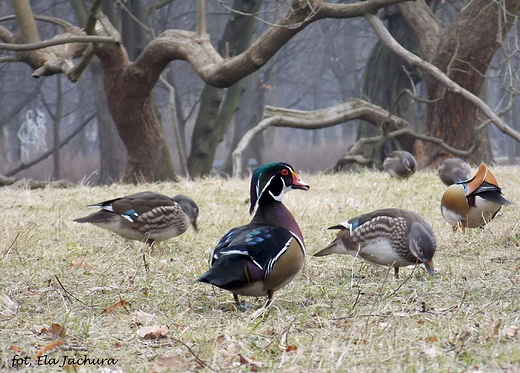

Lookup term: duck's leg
[265,290,275,309]
[394,266,399,278]
[250,290,274,321]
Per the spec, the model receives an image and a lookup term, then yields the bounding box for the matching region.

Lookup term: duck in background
[74,192,199,245]
[441,163,511,231]
[383,151,417,179]
[438,158,472,186]
[197,162,309,315]
[314,208,436,277]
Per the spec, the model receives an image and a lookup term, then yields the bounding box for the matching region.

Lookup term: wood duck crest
[198,162,309,311]
[74,192,199,245]
[314,208,436,276]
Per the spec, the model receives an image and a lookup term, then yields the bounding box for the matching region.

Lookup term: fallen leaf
[138,325,169,339]
[67,260,95,270]
[285,345,298,352]
[130,309,155,326]
[502,325,519,339]
[34,340,65,359]
[42,323,66,339]
[154,355,185,371]
[238,354,262,369]
[0,292,18,319]
[424,336,438,343]
[9,345,21,353]
[101,299,130,315]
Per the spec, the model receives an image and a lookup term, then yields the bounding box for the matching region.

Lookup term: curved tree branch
[232,98,412,176]
[365,12,520,142]
[127,0,411,89]
[0,35,117,51]
[232,98,483,177]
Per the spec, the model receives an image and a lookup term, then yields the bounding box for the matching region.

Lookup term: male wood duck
[314,208,436,276]
[383,151,417,179]
[74,192,199,245]
[441,163,510,231]
[197,162,309,310]
[438,158,472,186]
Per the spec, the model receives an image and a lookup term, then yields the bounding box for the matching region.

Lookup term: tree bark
[221,71,264,176]
[418,0,520,166]
[90,61,126,184]
[187,0,263,178]
[356,5,424,170]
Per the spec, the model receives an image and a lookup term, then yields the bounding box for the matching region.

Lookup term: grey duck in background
[383,151,417,179]
[437,158,472,186]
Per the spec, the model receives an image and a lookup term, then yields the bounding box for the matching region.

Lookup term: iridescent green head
[249,162,309,214]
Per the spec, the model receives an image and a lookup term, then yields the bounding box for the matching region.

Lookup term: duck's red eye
[281,169,289,176]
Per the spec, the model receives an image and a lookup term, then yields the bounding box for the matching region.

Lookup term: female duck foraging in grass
[74,192,199,246]
[197,162,309,315]
[314,208,436,277]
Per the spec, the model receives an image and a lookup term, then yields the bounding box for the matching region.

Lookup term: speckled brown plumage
[74,192,199,245]
[314,208,436,276]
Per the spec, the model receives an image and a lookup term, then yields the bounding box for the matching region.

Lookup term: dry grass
[1,167,520,372]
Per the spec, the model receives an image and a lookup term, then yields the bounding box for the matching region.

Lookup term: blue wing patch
[120,209,139,222]
[211,225,296,269]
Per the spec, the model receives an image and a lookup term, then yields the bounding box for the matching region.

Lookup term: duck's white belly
[441,206,464,226]
[466,197,501,228]
[358,237,410,267]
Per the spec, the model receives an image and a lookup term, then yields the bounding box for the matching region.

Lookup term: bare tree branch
[364,12,520,142]
[133,0,410,88]
[12,0,40,43]
[0,35,117,51]
[232,98,482,177]
[232,98,411,176]
[159,75,189,177]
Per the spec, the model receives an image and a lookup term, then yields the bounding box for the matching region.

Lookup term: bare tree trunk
[91,61,125,184]
[354,6,419,171]
[221,71,265,175]
[417,0,520,166]
[53,74,62,179]
[187,0,263,178]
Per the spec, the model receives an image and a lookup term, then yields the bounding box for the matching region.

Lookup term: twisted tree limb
[365,12,520,142]
[231,99,482,177]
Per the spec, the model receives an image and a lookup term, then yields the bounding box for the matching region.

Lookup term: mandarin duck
[438,158,472,186]
[383,151,417,179]
[74,192,199,245]
[314,208,436,276]
[441,163,510,231]
[197,162,309,311]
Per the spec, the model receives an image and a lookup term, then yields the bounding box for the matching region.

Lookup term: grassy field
[1,167,519,372]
